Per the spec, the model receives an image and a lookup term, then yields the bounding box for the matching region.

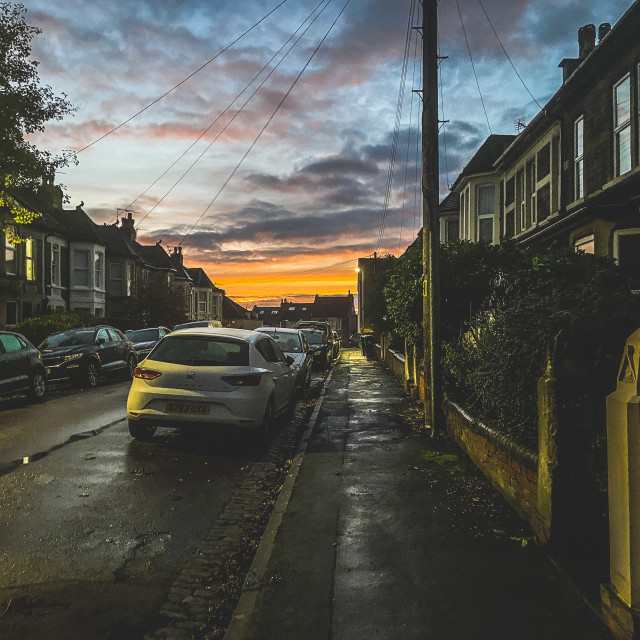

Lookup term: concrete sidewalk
[225,349,612,640]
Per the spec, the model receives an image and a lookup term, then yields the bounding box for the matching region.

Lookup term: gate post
[601,328,640,640]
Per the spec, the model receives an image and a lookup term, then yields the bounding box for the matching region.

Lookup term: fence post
[601,329,640,640]
[536,349,558,543]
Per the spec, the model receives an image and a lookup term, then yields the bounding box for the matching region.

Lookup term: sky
[21,0,633,307]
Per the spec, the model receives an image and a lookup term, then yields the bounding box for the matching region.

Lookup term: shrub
[13,311,99,346]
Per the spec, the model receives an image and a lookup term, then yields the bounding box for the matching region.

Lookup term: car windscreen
[301,330,323,346]
[148,336,249,366]
[126,328,158,342]
[263,332,302,353]
[40,330,94,349]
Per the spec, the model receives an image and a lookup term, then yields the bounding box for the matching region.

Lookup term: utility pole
[422,0,440,432]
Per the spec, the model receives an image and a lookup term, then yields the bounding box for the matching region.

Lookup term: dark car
[297,321,335,359]
[125,326,170,361]
[255,327,313,397]
[0,331,47,400]
[300,328,331,370]
[40,325,137,387]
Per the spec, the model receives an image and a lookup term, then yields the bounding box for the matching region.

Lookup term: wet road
[0,373,321,639]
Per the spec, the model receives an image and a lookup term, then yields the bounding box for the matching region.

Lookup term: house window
[51,244,61,286]
[537,183,551,223]
[110,263,124,294]
[575,235,594,254]
[95,252,104,289]
[73,249,90,287]
[5,301,17,325]
[505,211,515,239]
[477,185,495,242]
[526,160,536,225]
[614,75,631,177]
[574,117,584,200]
[445,218,459,243]
[4,228,16,275]
[536,143,551,180]
[516,169,525,232]
[25,238,35,281]
[198,292,207,314]
[505,177,515,207]
[614,229,640,288]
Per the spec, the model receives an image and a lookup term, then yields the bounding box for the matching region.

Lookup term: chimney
[598,22,611,42]
[171,246,183,267]
[578,24,596,59]
[120,210,137,244]
[37,173,64,210]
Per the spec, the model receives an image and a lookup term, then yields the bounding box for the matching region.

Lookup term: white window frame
[574,116,584,200]
[72,249,90,287]
[4,227,17,276]
[613,74,632,177]
[94,251,104,290]
[613,228,640,263]
[476,184,496,243]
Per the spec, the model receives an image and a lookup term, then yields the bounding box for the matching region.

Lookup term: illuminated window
[25,238,35,281]
[574,235,594,254]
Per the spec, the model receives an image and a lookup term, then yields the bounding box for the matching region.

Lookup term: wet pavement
[225,349,613,640]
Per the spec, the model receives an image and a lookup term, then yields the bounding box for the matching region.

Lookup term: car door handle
[273,376,279,382]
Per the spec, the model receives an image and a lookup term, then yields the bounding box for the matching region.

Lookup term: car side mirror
[97,337,106,345]
[286,355,295,366]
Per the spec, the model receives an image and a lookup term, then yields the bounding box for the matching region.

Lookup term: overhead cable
[179,0,354,246]
[476,0,542,110]
[376,0,417,254]
[132,0,333,229]
[75,0,289,153]
[455,0,492,135]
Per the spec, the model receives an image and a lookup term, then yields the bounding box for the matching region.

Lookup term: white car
[126,327,297,442]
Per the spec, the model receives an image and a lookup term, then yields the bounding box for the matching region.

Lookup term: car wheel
[83,360,99,388]
[124,355,137,380]
[128,420,156,441]
[28,370,46,401]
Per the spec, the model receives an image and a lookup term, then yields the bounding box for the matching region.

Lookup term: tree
[0,2,76,236]
[130,278,189,329]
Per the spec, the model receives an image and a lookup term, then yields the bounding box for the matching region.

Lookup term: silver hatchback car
[126,328,297,442]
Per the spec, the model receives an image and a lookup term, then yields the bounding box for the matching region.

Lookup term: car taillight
[134,367,162,380]
[221,373,262,386]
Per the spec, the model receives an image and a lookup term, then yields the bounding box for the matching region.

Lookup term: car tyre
[124,354,137,380]
[128,420,156,441]
[28,370,47,401]
[83,360,99,388]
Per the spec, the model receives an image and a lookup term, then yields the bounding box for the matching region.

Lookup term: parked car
[297,321,336,358]
[331,330,341,358]
[126,327,297,442]
[173,320,222,331]
[40,325,137,387]
[0,331,47,401]
[255,327,313,397]
[299,328,332,370]
[125,326,171,361]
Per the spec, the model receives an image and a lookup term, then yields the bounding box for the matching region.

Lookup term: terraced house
[440,0,640,286]
[0,183,223,329]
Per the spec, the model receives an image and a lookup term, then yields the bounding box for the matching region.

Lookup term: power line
[75,0,289,153]
[476,0,542,110]
[455,0,492,135]
[132,0,333,229]
[179,0,354,246]
[376,0,417,253]
[438,25,450,189]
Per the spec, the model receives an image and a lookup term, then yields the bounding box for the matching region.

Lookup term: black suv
[0,331,47,400]
[40,325,137,387]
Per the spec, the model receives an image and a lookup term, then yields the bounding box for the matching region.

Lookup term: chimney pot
[598,22,611,42]
[578,24,596,59]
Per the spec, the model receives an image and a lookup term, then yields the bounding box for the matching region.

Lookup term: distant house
[252,305,284,327]
[312,293,357,341]
[186,267,224,322]
[223,295,262,329]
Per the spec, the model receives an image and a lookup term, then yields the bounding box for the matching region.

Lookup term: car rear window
[301,330,323,346]
[148,336,249,366]
[261,332,302,353]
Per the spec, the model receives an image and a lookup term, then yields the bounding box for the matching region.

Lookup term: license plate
[165,401,210,415]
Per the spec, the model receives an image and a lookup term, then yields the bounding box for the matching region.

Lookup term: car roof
[255,327,301,334]
[166,327,263,343]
